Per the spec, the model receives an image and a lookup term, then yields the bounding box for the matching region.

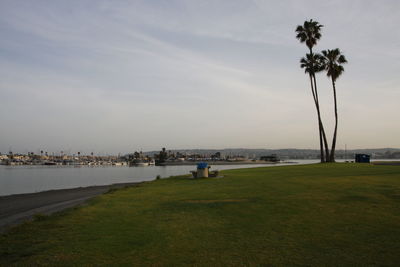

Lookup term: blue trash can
[197,162,208,169]
[197,162,209,178]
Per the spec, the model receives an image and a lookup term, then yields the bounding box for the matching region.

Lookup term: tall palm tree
[300,53,330,162]
[296,19,330,162]
[321,48,347,162]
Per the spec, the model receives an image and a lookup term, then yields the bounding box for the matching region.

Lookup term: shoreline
[0,161,301,197]
[157,160,296,166]
[0,160,296,167]
[0,162,292,232]
[0,182,140,232]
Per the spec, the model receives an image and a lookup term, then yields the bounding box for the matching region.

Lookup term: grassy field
[1,163,400,266]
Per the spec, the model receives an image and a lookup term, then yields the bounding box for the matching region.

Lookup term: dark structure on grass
[260,154,280,162]
[355,154,370,163]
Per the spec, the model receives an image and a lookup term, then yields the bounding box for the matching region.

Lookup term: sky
[1,0,399,154]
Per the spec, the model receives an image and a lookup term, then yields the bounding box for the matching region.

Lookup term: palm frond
[300,53,325,74]
[295,19,323,50]
[321,48,348,81]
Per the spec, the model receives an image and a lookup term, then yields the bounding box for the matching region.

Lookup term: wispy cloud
[0,0,399,153]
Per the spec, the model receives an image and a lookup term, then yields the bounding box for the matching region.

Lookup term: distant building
[260,154,280,162]
[355,154,370,163]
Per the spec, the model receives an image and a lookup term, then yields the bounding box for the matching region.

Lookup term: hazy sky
[1,0,399,154]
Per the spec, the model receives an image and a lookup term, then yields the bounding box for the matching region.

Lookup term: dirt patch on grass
[184,199,249,204]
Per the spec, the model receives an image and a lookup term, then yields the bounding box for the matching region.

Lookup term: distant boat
[129,159,149,167]
[135,162,149,167]
[113,162,127,166]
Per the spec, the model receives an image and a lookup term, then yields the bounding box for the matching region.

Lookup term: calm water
[1,159,365,196]
[0,161,320,196]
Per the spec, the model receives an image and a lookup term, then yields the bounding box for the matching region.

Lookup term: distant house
[355,154,370,163]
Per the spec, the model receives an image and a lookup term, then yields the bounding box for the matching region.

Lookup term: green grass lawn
[1,163,400,266]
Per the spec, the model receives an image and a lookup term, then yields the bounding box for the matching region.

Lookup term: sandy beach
[0,182,139,232]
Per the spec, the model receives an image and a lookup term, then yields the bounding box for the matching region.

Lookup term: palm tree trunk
[330,78,338,162]
[308,48,326,163]
[312,74,330,162]
[309,74,325,162]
